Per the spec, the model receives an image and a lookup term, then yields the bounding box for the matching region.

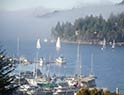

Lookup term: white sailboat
[35,38,41,79]
[56,37,61,51]
[65,51,96,88]
[112,40,115,49]
[56,56,66,64]
[67,31,96,88]
[44,38,48,43]
[101,38,106,50]
[36,39,41,49]
[75,36,81,77]
[55,37,66,64]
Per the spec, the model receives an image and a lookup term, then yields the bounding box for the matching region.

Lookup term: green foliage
[104,90,111,95]
[76,87,116,95]
[0,48,17,95]
[51,12,124,43]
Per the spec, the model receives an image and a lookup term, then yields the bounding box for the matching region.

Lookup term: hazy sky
[0,0,122,11]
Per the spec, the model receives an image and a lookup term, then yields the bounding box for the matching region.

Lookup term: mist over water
[0,4,124,41]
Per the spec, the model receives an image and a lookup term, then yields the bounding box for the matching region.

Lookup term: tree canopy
[76,87,117,95]
[51,12,124,43]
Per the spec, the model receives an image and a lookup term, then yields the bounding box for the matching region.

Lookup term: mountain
[36,10,60,18]
[36,5,124,20]
[0,6,52,17]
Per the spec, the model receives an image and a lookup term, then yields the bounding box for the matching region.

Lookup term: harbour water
[2,40,124,92]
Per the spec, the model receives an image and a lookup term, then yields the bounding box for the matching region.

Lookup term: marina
[3,39,124,94]
[12,37,97,95]
[1,1,124,94]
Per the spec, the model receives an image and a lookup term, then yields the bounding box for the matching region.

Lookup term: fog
[0,4,124,42]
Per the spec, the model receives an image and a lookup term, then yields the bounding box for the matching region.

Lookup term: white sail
[112,40,115,49]
[101,38,106,50]
[36,39,41,49]
[55,37,66,64]
[103,38,106,48]
[56,37,61,51]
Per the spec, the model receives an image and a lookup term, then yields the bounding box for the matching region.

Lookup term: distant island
[51,12,124,45]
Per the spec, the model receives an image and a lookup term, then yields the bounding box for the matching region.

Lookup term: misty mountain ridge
[0,4,124,42]
[0,3,123,18]
[118,0,124,5]
[0,6,53,17]
[36,4,124,20]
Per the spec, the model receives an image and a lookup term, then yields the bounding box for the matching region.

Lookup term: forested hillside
[51,12,124,44]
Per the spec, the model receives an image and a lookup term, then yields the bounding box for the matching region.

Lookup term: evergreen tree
[51,12,124,43]
[0,48,17,95]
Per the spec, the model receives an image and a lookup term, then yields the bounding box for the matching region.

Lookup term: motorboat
[56,56,66,64]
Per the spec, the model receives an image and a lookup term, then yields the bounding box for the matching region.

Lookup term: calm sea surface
[2,40,124,92]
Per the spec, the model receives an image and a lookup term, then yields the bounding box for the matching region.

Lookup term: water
[2,40,124,92]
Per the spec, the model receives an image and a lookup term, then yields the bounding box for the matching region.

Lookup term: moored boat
[55,37,66,64]
[55,56,66,64]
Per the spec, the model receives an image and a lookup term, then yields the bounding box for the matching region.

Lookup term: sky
[0,0,122,11]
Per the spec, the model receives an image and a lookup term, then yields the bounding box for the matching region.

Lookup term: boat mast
[75,30,81,77]
[17,38,21,85]
[103,38,106,48]
[112,40,115,48]
[90,54,94,75]
[56,37,61,76]
[35,38,41,79]
[17,38,20,58]
[77,38,80,76]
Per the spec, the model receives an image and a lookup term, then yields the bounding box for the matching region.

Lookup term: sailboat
[55,37,66,64]
[75,35,81,77]
[56,37,61,51]
[65,43,96,88]
[101,38,106,50]
[34,38,41,79]
[65,31,96,88]
[112,40,115,49]
[36,39,41,49]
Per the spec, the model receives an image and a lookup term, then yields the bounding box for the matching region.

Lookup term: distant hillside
[118,0,124,5]
[36,10,60,18]
[51,12,124,43]
[0,6,52,17]
[36,4,124,20]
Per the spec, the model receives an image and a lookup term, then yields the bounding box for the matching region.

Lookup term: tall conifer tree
[0,48,17,95]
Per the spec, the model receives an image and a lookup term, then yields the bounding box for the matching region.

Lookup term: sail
[56,37,61,51]
[103,38,106,48]
[36,39,41,49]
[101,38,106,50]
[112,40,115,48]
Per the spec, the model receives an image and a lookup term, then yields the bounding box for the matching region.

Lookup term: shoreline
[61,40,124,46]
